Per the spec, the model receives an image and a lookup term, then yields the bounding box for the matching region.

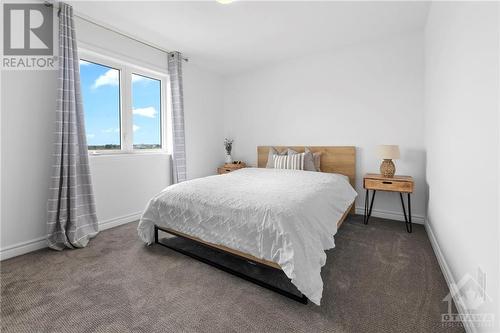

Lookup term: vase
[380,159,396,178]
[225,154,233,164]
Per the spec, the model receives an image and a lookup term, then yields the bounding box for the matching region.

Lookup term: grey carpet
[1,215,464,333]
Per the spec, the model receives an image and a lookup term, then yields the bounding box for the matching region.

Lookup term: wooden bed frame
[155,146,356,303]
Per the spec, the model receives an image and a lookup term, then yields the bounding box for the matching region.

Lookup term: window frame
[79,56,123,151]
[130,71,164,151]
[79,48,169,155]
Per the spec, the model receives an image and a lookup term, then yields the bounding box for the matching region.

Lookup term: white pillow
[273,153,305,170]
[288,148,317,172]
[265,147,287,168]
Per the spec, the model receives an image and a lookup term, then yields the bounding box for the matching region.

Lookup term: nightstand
[363,173,414,233]
[217,162,246,175]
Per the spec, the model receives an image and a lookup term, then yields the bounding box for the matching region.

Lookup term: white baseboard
[354,206,425,225]
[425,222,475,333]
[98,212,142,231]
[0,212,142,261]
[0,237,47,261]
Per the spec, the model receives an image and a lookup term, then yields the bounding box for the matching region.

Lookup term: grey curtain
[167,52,187,183]
[47,3,98,250]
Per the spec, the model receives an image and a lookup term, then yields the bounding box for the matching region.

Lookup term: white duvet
[138,168,357,305]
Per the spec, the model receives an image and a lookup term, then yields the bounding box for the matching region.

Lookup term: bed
[138,146,357,305]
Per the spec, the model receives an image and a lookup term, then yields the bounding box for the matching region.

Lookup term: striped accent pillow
[273,153,305,170]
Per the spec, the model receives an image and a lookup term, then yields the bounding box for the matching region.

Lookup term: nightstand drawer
[217,167,232,174]
[218,162,247,175]
[364,178,413,193]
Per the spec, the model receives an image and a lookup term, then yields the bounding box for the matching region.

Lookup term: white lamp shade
[377,145,400,160]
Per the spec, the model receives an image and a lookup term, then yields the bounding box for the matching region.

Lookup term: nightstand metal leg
[399,193,412,233]
[407,193,412,233]
[364,190,376,225]
[399,193,408,221]
[364,190,369,224]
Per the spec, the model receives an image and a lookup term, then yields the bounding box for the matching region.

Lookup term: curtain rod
[44,1,188,62]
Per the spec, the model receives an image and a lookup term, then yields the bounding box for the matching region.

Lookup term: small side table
[217,162,246,175]
[363,173,414,233]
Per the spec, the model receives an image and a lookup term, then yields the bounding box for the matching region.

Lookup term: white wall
[89,154,170,225]
[184,64,225,179]
[425,2,499,332]
[1,70,58,257]
[0,15,223,259]
[223,32,426,222]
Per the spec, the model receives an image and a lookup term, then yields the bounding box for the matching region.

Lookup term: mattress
[138,167,357,305]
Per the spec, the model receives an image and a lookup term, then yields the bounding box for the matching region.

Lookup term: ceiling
[70,1,430,76]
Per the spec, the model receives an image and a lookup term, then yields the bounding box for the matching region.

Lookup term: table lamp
[377,145,400,178]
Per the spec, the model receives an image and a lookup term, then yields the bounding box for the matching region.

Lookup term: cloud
[133,124,140,132]
[132,75,147,84]
[133,107,157,118]
[91,71,152,89]
[102,128,119,134]
[92,69,119,89]
[86,133,95,139]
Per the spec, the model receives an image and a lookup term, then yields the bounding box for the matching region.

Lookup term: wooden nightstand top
[363,174,414,193]
[217,163,246,175]
[364,173,413,182]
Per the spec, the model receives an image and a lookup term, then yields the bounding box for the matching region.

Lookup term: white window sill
[88,150,170,157]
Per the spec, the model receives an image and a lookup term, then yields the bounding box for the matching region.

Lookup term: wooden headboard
[257,146,356,188]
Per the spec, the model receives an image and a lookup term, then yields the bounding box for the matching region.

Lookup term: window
[131,74,162,149]
[80,60,121,150]
[79,50,167,153]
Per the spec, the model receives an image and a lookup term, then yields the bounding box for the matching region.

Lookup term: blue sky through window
[132,74,161,149]
[80,60,121,149]
[79,60,162,150]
